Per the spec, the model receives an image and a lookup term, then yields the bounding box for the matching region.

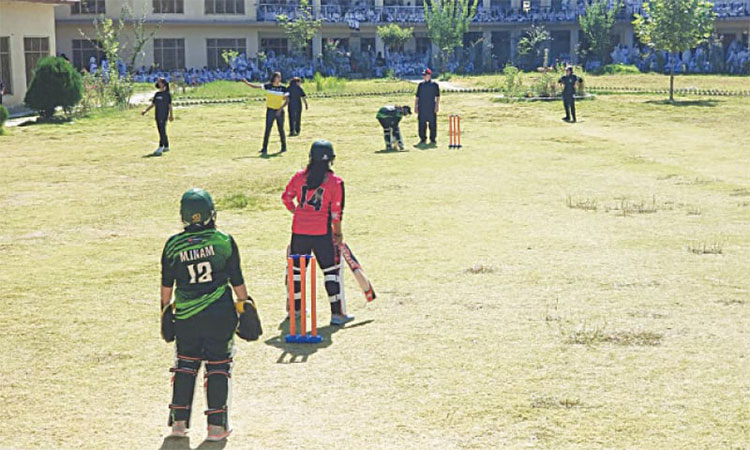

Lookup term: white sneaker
[153,147,163,156]
[206,425,231,441]
[168,420,188,438]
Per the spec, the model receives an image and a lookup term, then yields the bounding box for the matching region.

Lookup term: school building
[0,0,75,109]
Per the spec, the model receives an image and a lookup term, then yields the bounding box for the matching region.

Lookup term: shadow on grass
[645,99,722,107]
[17,116,72,127]
[264,319,374,363]
[375,148,406,154]
[158,434,231,449]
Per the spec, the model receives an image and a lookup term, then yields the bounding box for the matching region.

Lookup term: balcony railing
[256,1,750,23]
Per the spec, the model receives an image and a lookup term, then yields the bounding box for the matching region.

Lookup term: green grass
[1,90,749,448]
[175,77,416,99]
[452,72,750,92]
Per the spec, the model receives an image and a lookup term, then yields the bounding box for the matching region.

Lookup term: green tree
[376,24,414,55]
[24,57,83,118]
[423,0,478,71]
[578,0,620,65]
[517,25,552,68]
[633,0,715,100]
[277,0,322,57]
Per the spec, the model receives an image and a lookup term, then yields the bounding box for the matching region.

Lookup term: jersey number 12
[187,262,213,284]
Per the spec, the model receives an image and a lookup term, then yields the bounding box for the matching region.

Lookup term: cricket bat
[340,243,376,302]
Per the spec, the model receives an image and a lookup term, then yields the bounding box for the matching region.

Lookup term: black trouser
[262,107,286,152]
[290,233,342,315]
[288,104,302,135]
[169,297,237,429]
[418,113,437,142]
[156,119,169,148]
[563,94,576,121]
[378,117,402,149]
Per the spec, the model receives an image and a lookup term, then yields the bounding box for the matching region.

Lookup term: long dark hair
[156,77,170,92]
[305,160,332,189]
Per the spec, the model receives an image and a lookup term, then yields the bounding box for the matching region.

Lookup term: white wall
[0,0,58,108]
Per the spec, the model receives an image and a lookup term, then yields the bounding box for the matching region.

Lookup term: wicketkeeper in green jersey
[160,188,262,442]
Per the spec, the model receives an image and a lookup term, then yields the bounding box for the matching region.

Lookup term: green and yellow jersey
[161,227,244,320]
[376,105,404,120]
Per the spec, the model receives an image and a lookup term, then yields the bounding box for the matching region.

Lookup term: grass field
[172,78,416,99]
[452,72,750,92]
[1,90,748,449]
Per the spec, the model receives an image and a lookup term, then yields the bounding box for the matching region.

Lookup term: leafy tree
[120,5,162,71]
[423,0,478,71]
[277,0,322,57]
[633,0,715,100]
[578,0,620,65]
[517,25,552,68]
[376,24,414,55]
[24,57,83,118]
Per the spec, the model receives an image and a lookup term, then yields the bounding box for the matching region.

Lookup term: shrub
[0,105,8,134]
[502,64,524,100]
[593,63,641,75]
[312,72,346,92]
[24,56,83,118]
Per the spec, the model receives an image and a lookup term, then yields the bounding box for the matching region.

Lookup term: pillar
[375,35,385,56]
[621,29,634,48]
[482,30,492,71]
[510,30,521,64]
[483,0,491,9]
[569,28,578,64]
[313,33,323,58]
[511,0,522,10]
[313,0,321,17]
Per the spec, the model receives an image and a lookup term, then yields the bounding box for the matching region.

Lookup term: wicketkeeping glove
[235,297,263,341]
[161,301,176,343]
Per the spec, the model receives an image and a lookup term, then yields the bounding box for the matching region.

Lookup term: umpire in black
[558,66,582,123]
[414,68,440,145]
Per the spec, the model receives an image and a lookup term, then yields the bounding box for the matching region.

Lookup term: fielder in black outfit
[414,68,440,145]
[558,66,583,123]
[287,77,308,136]
[141,77,173,156]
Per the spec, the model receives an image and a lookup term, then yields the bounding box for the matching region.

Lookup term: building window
[207,38,247,69]
[153,38,185,70]
[24,37,50,86]
[0,37,11,95]
[360,38,376,53]
[205,0,245,14]
[416,37,431,55]
[153,0,184,13]
[260,38,288,56]
[71,0,106,14]
[72,39,105,70]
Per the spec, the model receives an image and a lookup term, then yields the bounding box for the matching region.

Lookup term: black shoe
[562,117,570,122]
[259,148,267,154]
[571,118,577,123]
[280,147,287,153]
[430,140,437,145]
[418,140,426,145]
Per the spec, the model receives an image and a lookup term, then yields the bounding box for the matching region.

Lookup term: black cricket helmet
[309,139,336,162]
[180,188,217,227]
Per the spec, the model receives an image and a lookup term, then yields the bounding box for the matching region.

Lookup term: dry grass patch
[465,264,496,274]
[530,395,582,409]
[687,241,724,255]
[565,195,598,211]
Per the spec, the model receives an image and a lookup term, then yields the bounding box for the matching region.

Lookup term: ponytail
[305,160,332,189]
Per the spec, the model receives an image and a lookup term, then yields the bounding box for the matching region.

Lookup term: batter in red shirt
[282,140,353,326]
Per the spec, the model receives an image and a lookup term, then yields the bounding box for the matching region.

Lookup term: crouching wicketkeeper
[160,188,262,442]
[376,105,411,151]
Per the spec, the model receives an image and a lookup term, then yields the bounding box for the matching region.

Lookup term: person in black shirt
[287,77,308,136]
[242,72,289,155]
[0,78,5,105]
[558,66,583,123]
[141,77,173,156]
[414,68,440,146]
